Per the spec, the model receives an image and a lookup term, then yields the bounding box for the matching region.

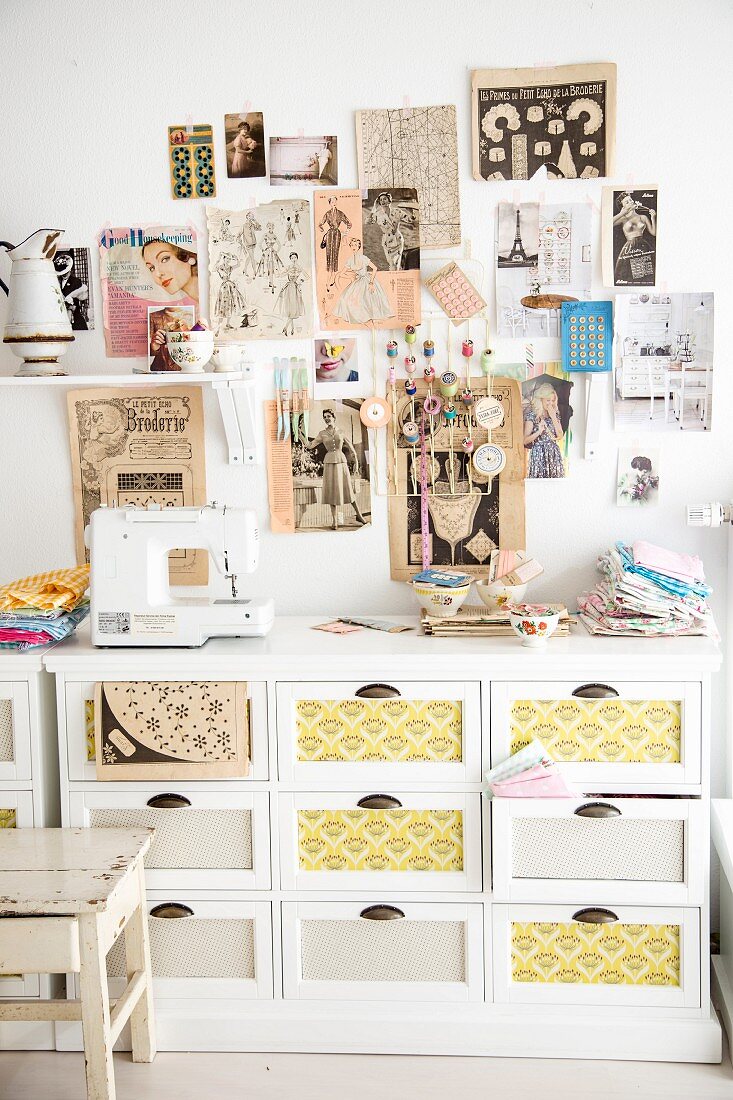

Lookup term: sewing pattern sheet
[67,386,207,585]
[356,105,460,248]
[207,201,313,341]
[472,64,616,181]
[314,188,420,331]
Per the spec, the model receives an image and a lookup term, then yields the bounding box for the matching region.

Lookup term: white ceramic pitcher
[0,229,74,375]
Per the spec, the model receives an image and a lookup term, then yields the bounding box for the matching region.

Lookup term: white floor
[614,396,710,432]
[1,1049,732,1100]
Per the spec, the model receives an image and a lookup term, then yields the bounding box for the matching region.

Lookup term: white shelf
[0,371,247,386]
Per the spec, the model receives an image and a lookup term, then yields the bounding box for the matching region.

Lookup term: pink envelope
[490,764,575,798]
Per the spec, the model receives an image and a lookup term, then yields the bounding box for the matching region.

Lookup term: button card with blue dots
[561,300,613,373]
[168,124,217,200]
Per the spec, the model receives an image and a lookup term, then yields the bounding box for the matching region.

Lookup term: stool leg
[124,861,156,1063]
[78,912,115,1100]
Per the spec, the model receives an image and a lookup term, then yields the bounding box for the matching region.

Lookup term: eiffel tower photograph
[497,203,539,268]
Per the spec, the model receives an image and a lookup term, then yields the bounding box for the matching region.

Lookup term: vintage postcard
[495,202,592,338]
[98,226,199,358]
[357,105,460,248]
[168,123,216,199]
[602,187,658,287]
[147,304,195,372]
[225,111,266,179]
[521,365,574,479]
[472,64,616,181]
[613,293,714,433]
[617,445,661,506]
[266,398,370,534]
[67,386,208,585]
[387,377,525,580]
[207,200,313,340]
[314,188,420,331]
[54,247,93,330]
[269,136,337,185]
[313,337,362,397]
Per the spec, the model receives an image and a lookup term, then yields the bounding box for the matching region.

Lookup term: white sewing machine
[86,503,274,646]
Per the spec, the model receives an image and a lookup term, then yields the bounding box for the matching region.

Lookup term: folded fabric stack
[0,566,90,650]
[577,540,716,638]
[483,739,575,799]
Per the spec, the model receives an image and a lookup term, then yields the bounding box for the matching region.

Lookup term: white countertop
[41,618,722,677]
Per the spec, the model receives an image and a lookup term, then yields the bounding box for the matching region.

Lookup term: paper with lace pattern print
[94,681,249,780]
[298,808,463,872]
[511,921,680,986]
[295,697,462,763]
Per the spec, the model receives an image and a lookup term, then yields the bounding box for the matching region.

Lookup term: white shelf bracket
[584,373,607,461]
[213,364,260,466]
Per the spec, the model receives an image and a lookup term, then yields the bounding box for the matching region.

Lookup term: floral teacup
[509,604,561,647]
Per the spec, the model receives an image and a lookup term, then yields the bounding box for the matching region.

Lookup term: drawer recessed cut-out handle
[150,902,193,920]
[574,802,621,819]
[572,907,618,924]
[360,905,405,921]
[357,794,403,810]
[571,683,620,699]
[146,793,192,809]
[354,684,401,699]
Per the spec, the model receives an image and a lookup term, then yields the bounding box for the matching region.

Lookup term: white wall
[1,2,730,679]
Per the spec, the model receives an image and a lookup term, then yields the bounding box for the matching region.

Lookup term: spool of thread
[405,325,417,345]
[439,370,458,397]
[402,421,420,444]
[424,393,442,416]
[386,341,398,358]
[424,364,435,381]
[480,348,493,374]
[405,378,417,396]
[388,365,396,385]
[423,339,435,358]
[404,355,416,375]
[462,339,474,358]
[461,388,474,406]
[443,402,457,422]
[462,436,475,453]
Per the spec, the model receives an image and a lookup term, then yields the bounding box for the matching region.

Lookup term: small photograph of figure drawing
[291,401,371,531]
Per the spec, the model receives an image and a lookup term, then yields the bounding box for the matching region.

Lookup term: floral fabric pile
[0,566,90,650]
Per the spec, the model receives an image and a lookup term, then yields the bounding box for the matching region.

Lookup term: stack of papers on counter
[0,567,90,650]
[577,541,717,638]
[483,739,575,798]
[421,603,570,637]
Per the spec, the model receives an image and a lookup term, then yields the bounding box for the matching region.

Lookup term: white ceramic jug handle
[0,242,14,296]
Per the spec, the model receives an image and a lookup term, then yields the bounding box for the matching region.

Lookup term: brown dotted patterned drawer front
[298,809,464,873]
[0,700,14,763]
[300,920,466,983]
[89,808,253,869]
[511,922,680,987]
[295,699,463,764]
[108,917,255,980]
[510,699,682,764]
[511,818,684,882]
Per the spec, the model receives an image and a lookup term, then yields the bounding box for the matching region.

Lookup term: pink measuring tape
[419,409,430,570]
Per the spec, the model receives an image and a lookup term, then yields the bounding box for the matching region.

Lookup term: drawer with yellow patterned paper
[492,903,700,1008]
[279,791,482,892]
[282,900,485,1002]
[0,790,40,999]
[490,680,702,790]
[62,679,269,782]
[275,681,481,785]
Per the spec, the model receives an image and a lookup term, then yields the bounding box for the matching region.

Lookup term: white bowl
[475,578,528,611]
[411,580,471,618]
[211,342,247,372]
[166,331,214,372]
[508,605,561,647]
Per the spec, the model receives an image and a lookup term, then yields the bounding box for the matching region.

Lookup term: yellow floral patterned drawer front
[0,809,16,828]
[297,809,463,872]
[510,699,681,764]
[86,699,95,761]
[511,922,680,986]
[295,699,462,763]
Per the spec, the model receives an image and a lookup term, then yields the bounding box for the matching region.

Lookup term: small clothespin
[274,357,283,442]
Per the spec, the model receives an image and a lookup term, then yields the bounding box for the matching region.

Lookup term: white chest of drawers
[45,618,722,1062]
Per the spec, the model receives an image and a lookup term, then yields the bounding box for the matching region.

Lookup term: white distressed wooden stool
[0,827,156,1100]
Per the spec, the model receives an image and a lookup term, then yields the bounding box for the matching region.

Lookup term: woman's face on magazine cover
[143,244,195,296]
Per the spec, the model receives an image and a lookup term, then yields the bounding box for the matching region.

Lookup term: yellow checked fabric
[0,809,16,828]
[295,698,462,763]
[510,699,682,764]
[511,921,681,986]
[0,566,90,613]
[298,809,464,872]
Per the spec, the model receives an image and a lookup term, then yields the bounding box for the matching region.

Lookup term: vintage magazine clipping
[356,105,461,249]
[314,188,420,332]
[98,226,199,359]
[602,186,658,288]
[266,398,370,534]
[387,378,525,580]
[207,200,313,341]
[472,64,616,182]
[54,247,94,330]
[67,386,208,585]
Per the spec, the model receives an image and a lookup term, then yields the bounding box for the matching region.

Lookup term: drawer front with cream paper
[490,680,701,789]
[493,903,700,1009]
[276,680,481,785]
[279,791,481,891]
[0,683,32,783]
[67,788,271,891]
[0,791,39,999]
[491,798,704,905]
[282,901,484,1002]
[63,679,269,782]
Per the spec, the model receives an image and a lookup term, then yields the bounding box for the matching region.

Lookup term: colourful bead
[405,325,417,345]
[423,340,435,357]
[386,341,398,358]
[462,339,474,357]
[461,388,474,406]
[439,370,458,397]
[424,365,435,381]
[402,420,420,444]
[462,436,475,453]
[480,348,493,373]
[404,379,417,395]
